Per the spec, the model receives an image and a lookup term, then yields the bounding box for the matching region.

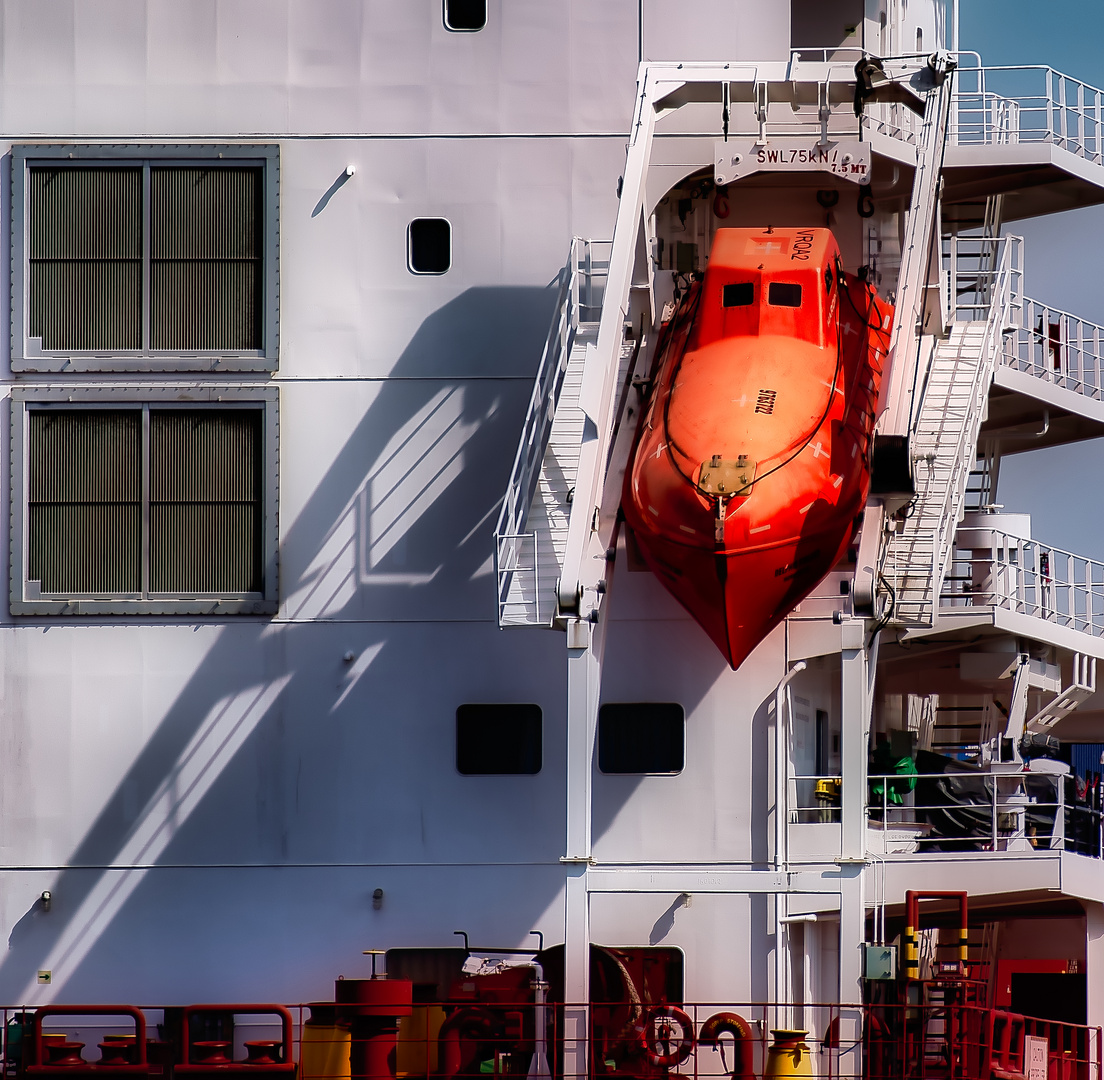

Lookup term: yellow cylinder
[300,1005,351,1080]
[765,1029,814,1080]
[904,923,919,979]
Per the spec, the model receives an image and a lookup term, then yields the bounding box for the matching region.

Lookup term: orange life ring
[642,1006,695,1068]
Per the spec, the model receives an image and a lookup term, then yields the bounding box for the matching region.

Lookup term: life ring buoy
[699,1012,754,1080]
[642,1006,695,1068]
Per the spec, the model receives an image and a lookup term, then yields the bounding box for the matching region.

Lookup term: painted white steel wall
[0,0,796,1007]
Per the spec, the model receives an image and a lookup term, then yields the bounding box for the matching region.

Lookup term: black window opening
[598,703,684,774]
[723,282,755,307]
[768,282,802,307]
[824,265,834,295]
[27,407,264,598]
[456,703,542,775]
[27,163,264,352]
[408,218,452,275]
[444,0,486,31]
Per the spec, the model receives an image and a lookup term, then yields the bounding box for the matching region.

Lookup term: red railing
[0,1000,1098,1080]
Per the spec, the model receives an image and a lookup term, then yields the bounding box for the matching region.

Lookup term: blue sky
[959,0,1104,556]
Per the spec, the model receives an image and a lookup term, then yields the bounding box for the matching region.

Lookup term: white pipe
[527,961,550,1080]
[775,661,808,871]
[773,660,807,1027]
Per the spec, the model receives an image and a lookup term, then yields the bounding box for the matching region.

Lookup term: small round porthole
[444,0,486,32]
[408,218,451,275]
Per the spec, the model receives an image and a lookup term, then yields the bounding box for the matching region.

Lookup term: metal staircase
[882,239,1018,627]
[494,241,610,627]
[496,324,637,627]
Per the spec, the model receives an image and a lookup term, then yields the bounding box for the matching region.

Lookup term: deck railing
[952,63,1104,165]
[6,1000,1095,1080]
[941,529,1104,637]
[1003,295,1104,402]
[792,768,1103,860]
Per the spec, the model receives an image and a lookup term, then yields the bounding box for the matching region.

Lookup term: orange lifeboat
[623,227,892,669]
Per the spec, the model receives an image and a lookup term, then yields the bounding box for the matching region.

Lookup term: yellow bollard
[300,1004,352,1080]
[764,1029,814,1080]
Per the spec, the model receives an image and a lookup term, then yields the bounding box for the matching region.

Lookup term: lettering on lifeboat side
[790,229,815,261]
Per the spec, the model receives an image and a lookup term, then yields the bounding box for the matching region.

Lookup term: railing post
[1055,775,1066,851]
[1047,68,1055,143]
[992,776,999,851]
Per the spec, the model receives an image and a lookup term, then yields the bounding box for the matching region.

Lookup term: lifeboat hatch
[696,455,756,498]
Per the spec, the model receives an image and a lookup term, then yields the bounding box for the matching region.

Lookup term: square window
[598,703,684,774]
[11,388,278,616]
[768,282,802,307]
[456,703,541,774]
[12,145,279,372]
[444,0,486,31]
[723,282,754,307]
[408,218,452,275]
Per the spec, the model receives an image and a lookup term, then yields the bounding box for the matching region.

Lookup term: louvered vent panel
[150,167,263,350]
[28,167,142,350]
[28,410,141,592]
[149,410,262,593]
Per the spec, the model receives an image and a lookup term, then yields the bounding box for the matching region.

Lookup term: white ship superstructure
[2,2,1104,1078]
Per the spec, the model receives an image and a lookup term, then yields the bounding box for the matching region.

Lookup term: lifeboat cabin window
[723,282,754,307]
[408,218,452,275]
[456,703,542,774]
[598,703,684,774]
[767,282,802,307]
[444,0,486,31]
[824,265,834,296]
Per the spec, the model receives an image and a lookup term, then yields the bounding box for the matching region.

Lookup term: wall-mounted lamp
[372,888,384,911]
[40,891,52,912]
[345,165,356,178]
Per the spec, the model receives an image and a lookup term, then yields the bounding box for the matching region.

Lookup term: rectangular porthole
[456,703,542,774]
[408,218,452,275]
[598,703,684,774]
[444,0,486,31]
[768,282,802,307]
[722,282,754,307]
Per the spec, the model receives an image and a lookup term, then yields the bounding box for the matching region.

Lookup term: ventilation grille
[28,410,141,592]
[150,410,262,593]
[151,167,263,350]
[28,167,142,351]
[27,408,262,597]
[27,163,263,353]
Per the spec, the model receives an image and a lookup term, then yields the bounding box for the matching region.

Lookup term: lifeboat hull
[623,227,892,669]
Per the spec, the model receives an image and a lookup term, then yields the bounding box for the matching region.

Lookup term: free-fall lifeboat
[623,227,893,669]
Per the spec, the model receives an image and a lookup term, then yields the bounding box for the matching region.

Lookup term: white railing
[791,768,1104,858]
[493,239,609,626]
[1003,296,1104,402]
[952,64,1104,164]
[942,528,1104,637]
[944,233,1024,324]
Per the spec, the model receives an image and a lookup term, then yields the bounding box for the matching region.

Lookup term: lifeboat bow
[623,227,892,669]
